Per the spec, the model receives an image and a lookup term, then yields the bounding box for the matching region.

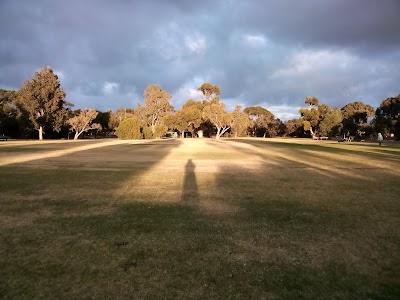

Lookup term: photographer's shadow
[181,159,199,204]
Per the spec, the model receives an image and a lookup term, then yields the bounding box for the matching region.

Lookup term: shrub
[142,126,154,139]
[154,124,168,138]
[115,118,142,139]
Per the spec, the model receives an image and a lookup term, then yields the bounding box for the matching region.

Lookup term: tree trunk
[309,127,315,138]
[216,128,221,139]
[38,126,44,140]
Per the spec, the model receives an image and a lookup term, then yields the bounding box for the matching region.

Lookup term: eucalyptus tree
[374,94,400,139]
[67,109,101,140]
[0,89,21,136]
[244,106,274,137]
[341,101,375,137]
[197,83,220,100]
[17,67,72,140]
[202,98,232,139]
[299,96,342,137]
[164,99,203,138]
[231,105,251,137]
[142,84,174,134]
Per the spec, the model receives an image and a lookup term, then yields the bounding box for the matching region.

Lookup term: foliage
[109,108,135,130]
[318,107,342,136]
[142,126,154,140]
[16,66,72,140]
[93,110,112,136]
[265,118,286,137]
[142,84,174,133]
[164,100,204,137]
[0,89,24,137]
[305,96,319,106]
[197,83,220,100]
[203,98,232,139]
[115,118,142,139]
[142,126,154,139]
[374,94,400,139]
[231,106,251,137]
[244,106,275,137]
[153,124,168,138]
[341,101,375,137]
[285,118,304,137]
[300,97,342,137]
[67,109,101,140]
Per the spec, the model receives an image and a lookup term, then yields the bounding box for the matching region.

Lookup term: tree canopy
[67,109,101,140]
[142,84,174,134]
[197,83,220,100]
[16,67,72,140]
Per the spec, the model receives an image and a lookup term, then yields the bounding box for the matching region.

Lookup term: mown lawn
[0,138,399,299]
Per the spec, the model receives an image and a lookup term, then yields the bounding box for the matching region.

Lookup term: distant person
[377,132,383,146]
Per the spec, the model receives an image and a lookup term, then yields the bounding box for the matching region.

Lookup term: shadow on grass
[1,138,399,299]
[181,159,199,204]
[209,154,400,299]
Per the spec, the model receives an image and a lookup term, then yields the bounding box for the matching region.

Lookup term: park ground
[0,138,399,299]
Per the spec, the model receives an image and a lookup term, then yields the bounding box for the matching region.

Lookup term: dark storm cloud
[1,0,399,119]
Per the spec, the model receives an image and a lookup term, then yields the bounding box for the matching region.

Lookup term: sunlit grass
[0,138,399,299]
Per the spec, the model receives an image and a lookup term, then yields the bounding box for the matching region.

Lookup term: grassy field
[0,138,399,299]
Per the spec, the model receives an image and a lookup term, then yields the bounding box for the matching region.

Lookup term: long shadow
[2,138,399,299]
[181,159,199,204]
[206,145,400,298]
[230,138,400,164]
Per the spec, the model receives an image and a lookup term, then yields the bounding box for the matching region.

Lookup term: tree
[299,97,343,137]
[266,118,286,137]
[285,118,304,137]
[299,96,320,137]
[374,94,400,139]
[203,98,232,139]
[318,107,342,136]
[142,84,174,134]
[17,67,72,140]
[244,106,275,137]
[197,83,220,100]
[67,109,101,140]
[164,100,204,138]
[341,101,375,137]
[115,118,142,139]
[305,96,319,106]
[231,105,250,137]
[0,89,22,137]
[109,108,135,130]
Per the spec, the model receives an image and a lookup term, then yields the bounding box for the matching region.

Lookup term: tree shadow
[181,159,199,204]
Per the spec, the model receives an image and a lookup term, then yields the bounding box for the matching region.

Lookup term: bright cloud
[185,34,207,54]
[102,81,119,94]
[244,34,267,47]
[271,49,358,77]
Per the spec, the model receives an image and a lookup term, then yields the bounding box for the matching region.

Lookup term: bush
[142,126,154,139]
[154,124,168,138]
[115,118,142,139]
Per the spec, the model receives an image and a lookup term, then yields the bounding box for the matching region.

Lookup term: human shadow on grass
[181,159,199,204]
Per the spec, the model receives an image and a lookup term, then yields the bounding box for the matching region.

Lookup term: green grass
[0,138,399,299]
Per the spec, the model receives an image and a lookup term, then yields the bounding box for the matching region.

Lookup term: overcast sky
[1,0,399,120]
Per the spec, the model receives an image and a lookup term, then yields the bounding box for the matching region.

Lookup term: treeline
[1,66,399,140]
